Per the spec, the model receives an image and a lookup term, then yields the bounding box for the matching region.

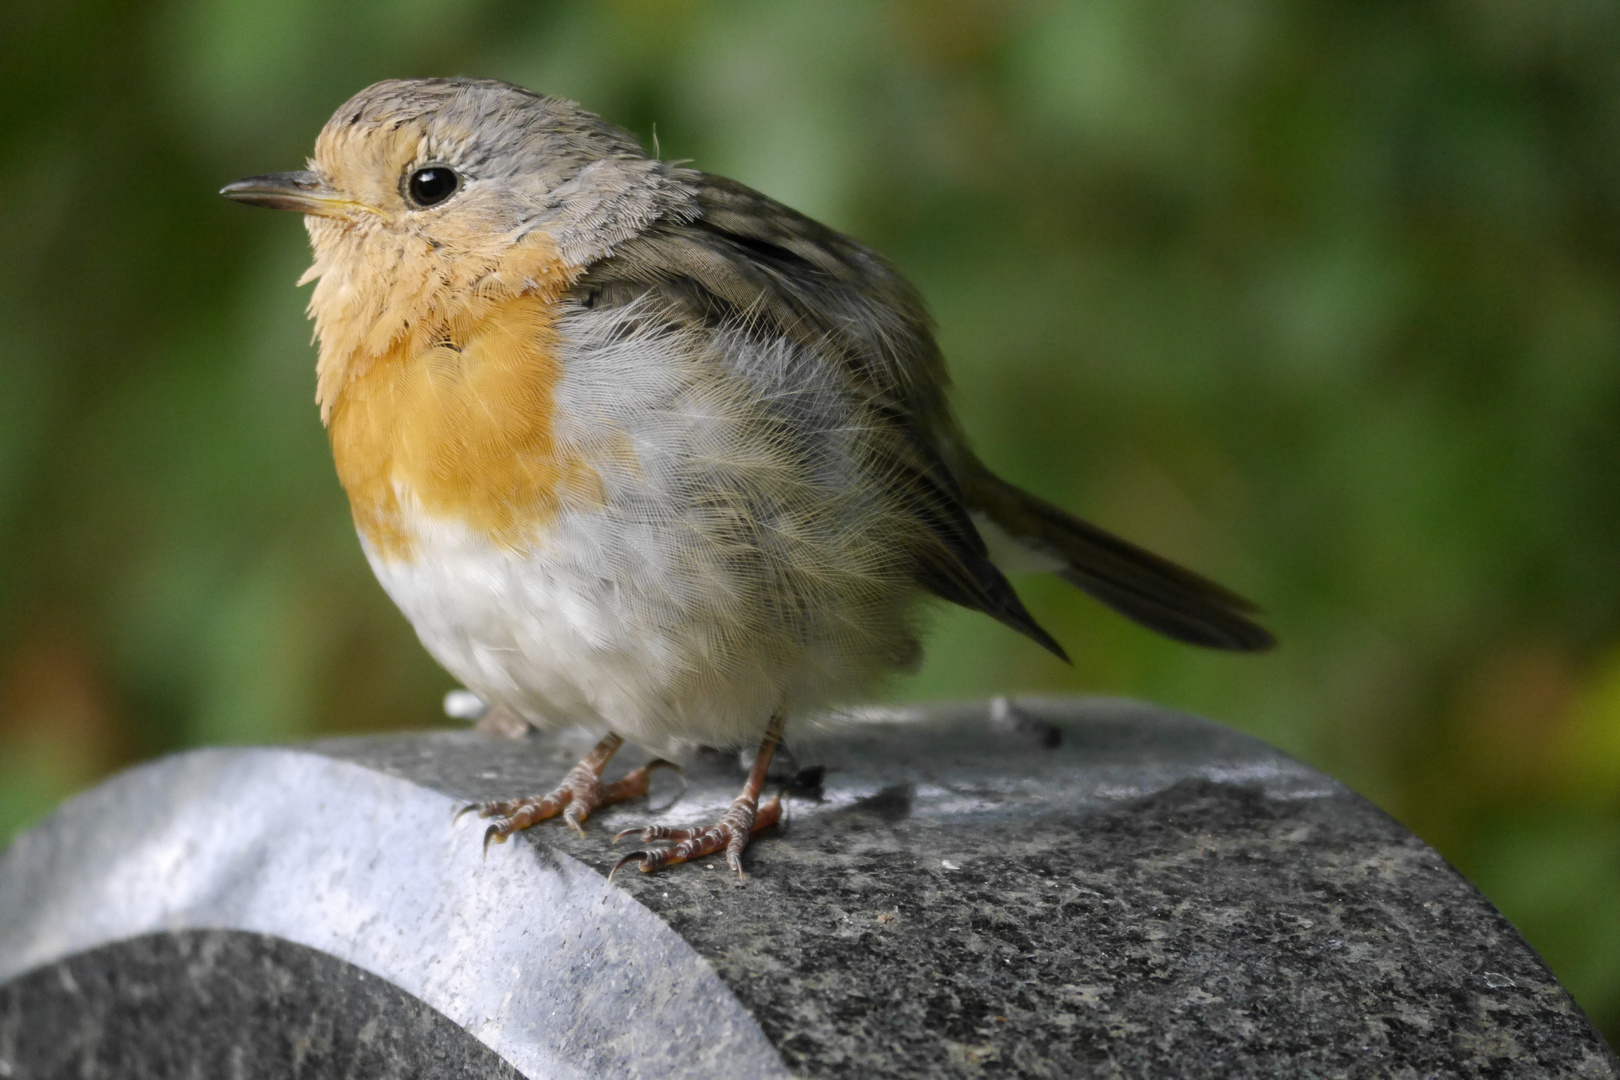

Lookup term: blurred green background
[2,0,1619,1045]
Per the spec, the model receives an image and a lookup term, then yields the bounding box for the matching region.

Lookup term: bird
[222,77,1273,879]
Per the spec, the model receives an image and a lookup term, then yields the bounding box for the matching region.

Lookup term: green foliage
[1,0,1618,1045]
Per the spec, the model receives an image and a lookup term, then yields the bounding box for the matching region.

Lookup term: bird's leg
[613,711,786,880]
[459,733,676,851]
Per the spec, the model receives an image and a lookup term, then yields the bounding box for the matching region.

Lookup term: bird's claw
[456,737,673,848]
[605,794,783,881]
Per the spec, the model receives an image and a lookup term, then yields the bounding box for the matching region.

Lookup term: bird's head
[222,77,693,416]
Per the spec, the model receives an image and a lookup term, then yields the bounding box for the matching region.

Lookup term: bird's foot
[609,710,788,880]
[457,733,675,851]
[611,789,783,879]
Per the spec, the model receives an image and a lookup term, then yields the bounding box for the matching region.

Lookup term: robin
[222,77,1272,879]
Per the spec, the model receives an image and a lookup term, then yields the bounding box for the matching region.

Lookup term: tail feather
[965,468,1275,653]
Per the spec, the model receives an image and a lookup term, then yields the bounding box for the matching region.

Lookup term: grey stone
[0,930,523,1078]
[1,698,1615,1078]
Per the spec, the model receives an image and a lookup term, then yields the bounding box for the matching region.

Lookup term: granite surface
[0,743,788,1080]
[2,697,1616,1078]
[320,700,1620,1078]
[0,930,521,1078]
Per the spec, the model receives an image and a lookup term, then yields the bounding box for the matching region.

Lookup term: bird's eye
[405,166,458,208]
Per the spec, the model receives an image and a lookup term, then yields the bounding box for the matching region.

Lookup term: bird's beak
[219,170,360,217]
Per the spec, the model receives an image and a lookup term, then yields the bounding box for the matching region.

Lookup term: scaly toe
[457,797,530,825]
[606,795,783,880]
[562,801,593,838]
[612,823,682,845]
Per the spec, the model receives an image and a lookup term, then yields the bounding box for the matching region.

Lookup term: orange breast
[326,294,601,560]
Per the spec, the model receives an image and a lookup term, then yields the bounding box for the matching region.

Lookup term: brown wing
[670,180,1274,652]
[569,173,1070,660]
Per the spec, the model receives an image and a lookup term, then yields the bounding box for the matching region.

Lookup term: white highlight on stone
[0,748,791,1080]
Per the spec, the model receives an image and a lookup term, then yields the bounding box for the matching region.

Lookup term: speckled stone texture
[332,700,1620,1079]
[2,698,1616,1079]
[0,929,520,1078]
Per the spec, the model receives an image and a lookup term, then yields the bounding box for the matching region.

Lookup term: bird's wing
[567,173,1070,660]
[663,179,1274,653]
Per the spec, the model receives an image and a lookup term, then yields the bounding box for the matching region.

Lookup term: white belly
[366,506,916,751]
[365,519,716,748]
[361,298,925,750]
